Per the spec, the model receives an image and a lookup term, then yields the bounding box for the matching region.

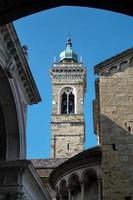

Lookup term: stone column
[67,187,72,200]
[56,193,60,200]
[98,177,102,200]
[80,180,85,200]
[59,193,63,200]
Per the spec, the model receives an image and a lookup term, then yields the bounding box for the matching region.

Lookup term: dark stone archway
[0,0,133,26]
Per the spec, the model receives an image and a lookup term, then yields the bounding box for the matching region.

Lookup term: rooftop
[59,38,78,63]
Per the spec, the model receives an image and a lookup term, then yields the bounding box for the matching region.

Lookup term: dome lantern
[59,38,78,62]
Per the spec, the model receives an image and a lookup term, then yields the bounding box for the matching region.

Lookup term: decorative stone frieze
[0,24,41,104]
[51,122,84,128]
[94,47,133,77]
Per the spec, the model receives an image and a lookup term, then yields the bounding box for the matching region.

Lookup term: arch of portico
[56,166,101,200]
[49,147,102,200]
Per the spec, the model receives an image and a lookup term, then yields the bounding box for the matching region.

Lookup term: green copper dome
[59,38,78,62]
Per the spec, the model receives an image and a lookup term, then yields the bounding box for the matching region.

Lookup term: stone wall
[51,119,85,158]
[50,63,86,158]
[94,50,133,200]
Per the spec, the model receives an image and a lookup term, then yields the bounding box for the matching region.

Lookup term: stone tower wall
[51,119,85,158]
[50,64,86,158]
[94,53,133,200]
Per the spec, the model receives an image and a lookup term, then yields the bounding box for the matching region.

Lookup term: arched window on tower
[61,88,75,114]
[61,92,67,114]
[69,92,75,114]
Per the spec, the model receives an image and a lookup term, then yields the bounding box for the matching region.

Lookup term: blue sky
[14,6,133,159]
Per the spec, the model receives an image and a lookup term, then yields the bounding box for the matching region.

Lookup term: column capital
[97,176,102,182]
[66,184,71,191]
[80,179,85,200]
[67,184,72,200]
[79,179,85,185]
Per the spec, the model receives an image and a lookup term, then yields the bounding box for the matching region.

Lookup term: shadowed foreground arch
[0,0,133,26]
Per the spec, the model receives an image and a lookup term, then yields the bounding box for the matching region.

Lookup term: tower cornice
[50,65,87,93]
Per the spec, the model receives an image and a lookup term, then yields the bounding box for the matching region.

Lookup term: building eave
[94,47,133,75]
[0,160,51,199]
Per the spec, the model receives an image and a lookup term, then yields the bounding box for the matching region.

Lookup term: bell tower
[50,38,87,158]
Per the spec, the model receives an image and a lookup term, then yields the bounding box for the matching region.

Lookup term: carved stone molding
[94,47,133,76]
[0,23,41,104]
